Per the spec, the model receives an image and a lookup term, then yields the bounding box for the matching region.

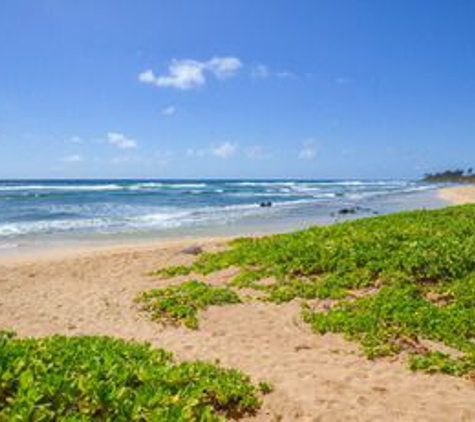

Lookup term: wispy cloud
[107,132,138,149]
[251,64,270,79]
[245,145,270,160]
[186,148,200,157]
[187,142,238,159]
[161,106,176,116]
[206,57,242,79]
[210,142,238,159]
[299,139,318,160]
[251,65,297,80]
[66,136,83,144]
[139,57,242,90]
[276,71,297,79]
[61,154,83,163]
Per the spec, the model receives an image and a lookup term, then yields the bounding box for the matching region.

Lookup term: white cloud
[245,145,270,160]
[250,66,297,80]
[67,136,83,144]
[139,56,242,90]
[61,154,83,163]
[251,64,270,79]
[107,132,138,149]
[299,139,318,160]
[210,142,238,159]
[276,71,297,79]
[187,142,239,159]
[206,57,242,79]
[161,106,176,116]
[157,59,206,89]
[139,61,205,90]
[138,70,156,83]
[185,148,204,157]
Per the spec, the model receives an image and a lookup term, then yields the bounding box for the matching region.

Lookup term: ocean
[0,179,446,252]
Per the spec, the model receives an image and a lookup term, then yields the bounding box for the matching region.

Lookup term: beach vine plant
[0,331,265,421]
[154,204,475,378]
[138,280,241,329]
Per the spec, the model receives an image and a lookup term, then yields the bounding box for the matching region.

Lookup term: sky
[0,0,474,179]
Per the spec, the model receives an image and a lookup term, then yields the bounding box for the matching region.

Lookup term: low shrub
[138,280,241,329]
[155,205,475,376]
[0,331,262,420]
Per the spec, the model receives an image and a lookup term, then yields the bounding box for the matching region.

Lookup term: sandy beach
[2,186,475,421]
[438,185,475,204]
[3,0,474,416]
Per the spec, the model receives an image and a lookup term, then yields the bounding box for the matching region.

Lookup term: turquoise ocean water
[0,179,447,252]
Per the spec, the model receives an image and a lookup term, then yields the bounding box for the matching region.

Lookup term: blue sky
[0,0,474,179]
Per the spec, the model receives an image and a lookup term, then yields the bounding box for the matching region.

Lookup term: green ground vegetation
[156,205,475,377]
[0,331,263,421]
[138,280,241,329]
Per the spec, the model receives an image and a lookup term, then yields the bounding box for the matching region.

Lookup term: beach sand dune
[1,237,475,421]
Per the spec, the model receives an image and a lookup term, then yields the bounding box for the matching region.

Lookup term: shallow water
[0,179,447,252]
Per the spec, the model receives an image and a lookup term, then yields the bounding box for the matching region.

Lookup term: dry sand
[2,234,475,421]
[438,185,475,204]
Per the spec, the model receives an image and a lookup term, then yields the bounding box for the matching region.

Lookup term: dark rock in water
[335,206,378,217]
[338,207,358,215]
[260,201,272,207]
[181,245,203,255]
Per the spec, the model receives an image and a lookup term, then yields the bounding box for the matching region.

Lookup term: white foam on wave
[0,180,441,239]
[131,210,190,225]
[127,182,164,190]
[214,198,325,212]
[230,181,298,188]
[0,218,113,237]
[232,180,354,187]
[0,209,196,238]
[0,184,122,192]
[290,185,324,193]
[168,183,208,189]
[224,190,336,199]
[127,182,208,190]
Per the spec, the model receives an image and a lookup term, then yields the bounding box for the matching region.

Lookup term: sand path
[1,239,475,421]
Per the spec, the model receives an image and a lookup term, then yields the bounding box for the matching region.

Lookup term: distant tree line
[423,168,475,183]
